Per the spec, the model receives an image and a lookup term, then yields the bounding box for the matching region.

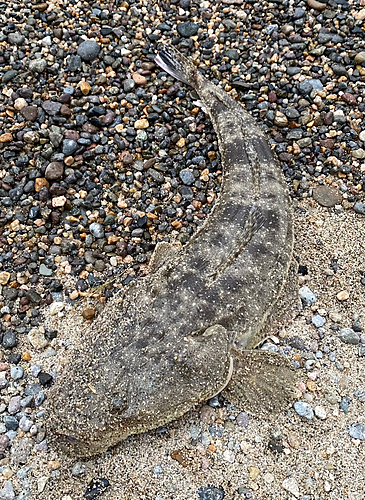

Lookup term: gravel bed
[0,0,364,499]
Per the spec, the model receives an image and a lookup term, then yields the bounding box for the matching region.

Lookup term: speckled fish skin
[48,46,293,457]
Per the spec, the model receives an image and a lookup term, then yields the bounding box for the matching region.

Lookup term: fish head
[48,324,232,457]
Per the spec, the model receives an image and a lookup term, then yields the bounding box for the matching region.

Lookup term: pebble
[77,40,100,61]
[10,367,24,381]
[336,291,350,301]
[0,480,15,500]
[27,329,48,349]
[299,287,317,306]
[294,401,314,419]
[348,423,365,440]
[353,203,365,216]
[282,477,300,498]
[89,223,105,239]
[338,328,360,345]
[314,406,327,420]
[197,486,225,500]
[84,478,110,500]
[177,22,200,37]
[2,331,17,349]
[313,186,342,208]
[179,169,195,186]
[312,315,326,328]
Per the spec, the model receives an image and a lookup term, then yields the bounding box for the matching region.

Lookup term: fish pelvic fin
[155,45,201,88]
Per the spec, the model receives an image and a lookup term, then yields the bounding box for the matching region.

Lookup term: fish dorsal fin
[148,241,182,273]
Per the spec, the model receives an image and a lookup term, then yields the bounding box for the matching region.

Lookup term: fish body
[49,46,294,457]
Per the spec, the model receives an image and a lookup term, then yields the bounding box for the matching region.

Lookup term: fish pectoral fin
[148,241,182,273]
[222,348,299,415]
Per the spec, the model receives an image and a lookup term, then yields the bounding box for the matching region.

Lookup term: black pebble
[8,353,21,364]
[268,437,284,454]
[38,372,53,387]
[84,478,110,499]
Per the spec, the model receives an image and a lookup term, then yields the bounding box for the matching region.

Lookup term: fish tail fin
[155,45,200,88]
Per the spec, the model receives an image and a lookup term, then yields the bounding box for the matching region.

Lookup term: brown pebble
[0,133,13,143]
[313,185,342,208]
[132,73,147,85]
[21,106,38,122]
[171,450,189,467]
[45,161,64,181]
[82,308,96,320]
[307,0,326,10]
[80,81,91,95]
[35,178,49,192]
[22,352,31,361]
[341,93,357,105]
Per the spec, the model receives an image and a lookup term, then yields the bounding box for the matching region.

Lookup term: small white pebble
[314,405,327,420]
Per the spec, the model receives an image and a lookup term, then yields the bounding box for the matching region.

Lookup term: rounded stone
[313,185,342,207]
[294,401,314,419]
[62,139,78,156]
[299,286,317,306]
[89,222,105,238]
[177,22,200,37]
[77,40,100,61]
[348,423,365,440]
[179,169,195,185]
[2,331,17,349]
[45,162,64,181]
[29,59,47,73]
[338,328,360,345]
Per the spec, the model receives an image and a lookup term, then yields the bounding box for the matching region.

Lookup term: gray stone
[313,185,342,207]
[68,55,81,71]
[305,79,323,91]
[332,63,348,76]
[298,80,313,96]
[89,223,105,239]
[285,107,300,119]
[2,70,18,83]
[348,423,365,440]
[0,480,15,500]
[8,396,22,415]
[179,169,195,186]
[29,59,47,73]
[62,139,78,156]
[10,367,24,381]
[339,328,360,345]
[8,33,25,45]
[312,314,326,328]
[294,401,314,419]
[2,331,17,349]
[177,22,199,37]
[39,264,53,277]
[77,40,100,61]
[45,161,64,180]
[123,79,135,92]
[226,49,239,61]
[299,286,317,306]
[236,412,249,428]
[42,100,61,116]
[354,202,365,216]
[72,462,86,476]
[297,137,312,148]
